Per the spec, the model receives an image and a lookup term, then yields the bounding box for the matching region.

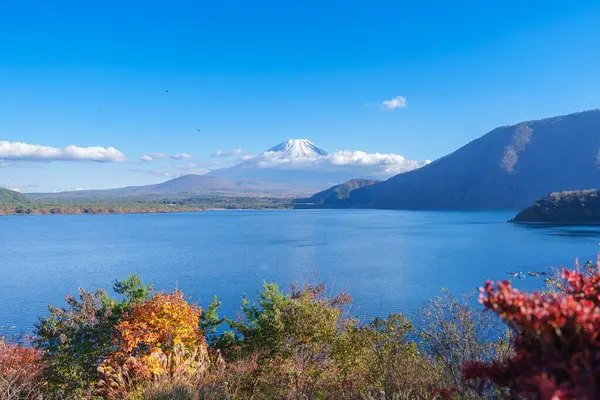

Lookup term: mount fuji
[265,139,329,158]
[207,138,382,188]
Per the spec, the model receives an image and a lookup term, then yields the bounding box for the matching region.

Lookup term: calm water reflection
[2,210,599,331]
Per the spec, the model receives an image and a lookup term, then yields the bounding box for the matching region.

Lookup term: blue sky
[2,0,600,191]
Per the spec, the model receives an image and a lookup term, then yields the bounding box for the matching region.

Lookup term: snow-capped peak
[266,139,328,158]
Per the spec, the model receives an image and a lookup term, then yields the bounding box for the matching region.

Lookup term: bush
[102,290,207,378]
[96,289,209,399]
[98,344,213,400]
[0,340,46,400]
[219,281,444,399]
[463,266,600,398]
[34,275,152,398]
[361,314,446,397]
[416,289,511,398]
[0,273,541,399]
[221,282,358,398]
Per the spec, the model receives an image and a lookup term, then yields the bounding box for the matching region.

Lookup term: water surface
[1,210,598,331]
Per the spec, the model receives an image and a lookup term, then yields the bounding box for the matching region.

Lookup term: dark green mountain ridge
[0,187,29,204]
[324,110,600,210]
[294,179,380,207]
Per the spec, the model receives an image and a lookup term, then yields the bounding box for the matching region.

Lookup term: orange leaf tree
[106,290,206,376]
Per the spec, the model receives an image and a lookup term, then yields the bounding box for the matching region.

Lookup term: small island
[512,189,600,224]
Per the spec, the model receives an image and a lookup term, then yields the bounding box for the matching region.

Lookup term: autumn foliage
[14,264,600,399]
[464,265,600,399]
[104,290,206,377]
[0,340,46,399]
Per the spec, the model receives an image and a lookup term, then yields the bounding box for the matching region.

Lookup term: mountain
[322,110,600,210]
[267,138,329,158]
[294,179,380,207]
[31,138,422,201]
[512,189,600,224]
[148,175,236,192]
[31,140,342,201]
[208,138,374,188]
[31,174,313,200]
[0,187,29,204]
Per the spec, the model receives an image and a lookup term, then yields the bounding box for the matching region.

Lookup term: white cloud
[175,162,199,169]
[239,154,256,161]
[249,149,427,177]
[0,141,126,162]
[211,148,243,157]
[129,166,209,179]
[129,169,184,178]
[140,153,193,162]
[150,170,182,178]
[140,153,169,162]
[381,96,407,110]
[172,153,193,160]
[174,161,222,170]
[149,168,208,177]
[2,184,22,192]
[328,150,425,174]
[0,183,40,192]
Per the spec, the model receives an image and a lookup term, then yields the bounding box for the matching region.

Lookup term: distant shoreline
[0,193,294,216]
[0,207,206,217]
[0,208,306,217]
[509,219,600,226]
[0,204,295,216]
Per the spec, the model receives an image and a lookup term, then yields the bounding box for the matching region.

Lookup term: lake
[2,209,600,332]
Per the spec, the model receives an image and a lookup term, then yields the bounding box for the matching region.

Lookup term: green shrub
[217,281,444,399]
[34,275,151,399]
[416,289,512,399]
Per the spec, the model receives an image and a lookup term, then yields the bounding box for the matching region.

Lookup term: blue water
[2,210,600,332]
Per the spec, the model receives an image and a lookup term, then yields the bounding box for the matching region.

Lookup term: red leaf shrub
[0,341,46,399]
[463,267,600,399]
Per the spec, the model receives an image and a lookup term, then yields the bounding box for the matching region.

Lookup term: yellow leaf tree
[105,290,206,377]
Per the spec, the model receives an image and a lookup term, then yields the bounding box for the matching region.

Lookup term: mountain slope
[31,174,315,201]
[31,175,235,200]
[329,110,600,210]
[295,179,380,207]
[150,175,235,192]
[0,187,29,204]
